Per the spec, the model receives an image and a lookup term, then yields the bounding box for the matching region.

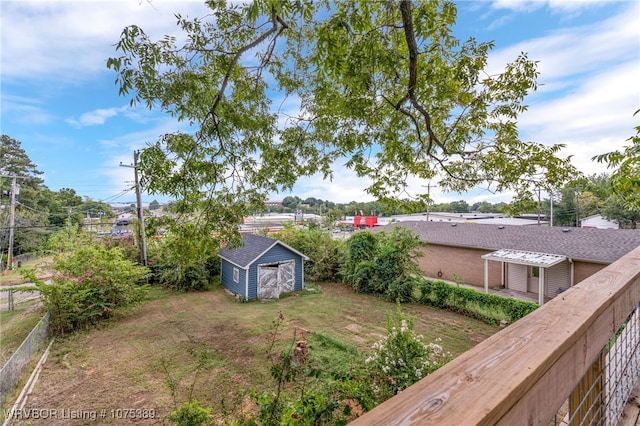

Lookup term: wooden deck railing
[351,246,640,425]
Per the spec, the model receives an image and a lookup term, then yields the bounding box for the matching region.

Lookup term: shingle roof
[380,221,640,264]
[218,233,308,268]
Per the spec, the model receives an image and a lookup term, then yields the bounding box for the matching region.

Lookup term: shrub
[146,233,220,291]
[26,243,149,335]
[342,227,423,299]
[153,262,212,291]
[272,226,346,282]
[364,308,450,402]
[342,231,378,284]
[416,278,538,325]
[241,313,369,425]
[168,400,211,426]
[386,276,419,303]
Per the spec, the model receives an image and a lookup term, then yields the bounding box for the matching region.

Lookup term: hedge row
[413,279,539,326]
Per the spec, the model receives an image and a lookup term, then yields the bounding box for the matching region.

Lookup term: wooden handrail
[351,246,640,425]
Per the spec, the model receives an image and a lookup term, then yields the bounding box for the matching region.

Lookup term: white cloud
[0,95,56,125]
[1,1,210,84]
[491,0,610,13]
[486,2,640,179]
[486,3,638,82]
[66,105,131,128]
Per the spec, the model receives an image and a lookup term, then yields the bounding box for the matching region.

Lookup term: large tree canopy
[108,0,576,248]
[595,109,640,211]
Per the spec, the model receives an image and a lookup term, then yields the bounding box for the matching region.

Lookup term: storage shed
[218,233,309,300]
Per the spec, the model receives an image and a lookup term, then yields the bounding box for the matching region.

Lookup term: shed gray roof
[218,233,308,269]
[380,221,640,264]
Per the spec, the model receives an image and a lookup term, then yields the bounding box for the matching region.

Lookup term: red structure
[354,215,378,229]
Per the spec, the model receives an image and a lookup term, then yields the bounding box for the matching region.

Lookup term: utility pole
[422,182,435,222]
[120,151,148,266]
[550,192,554,227]
[575,191,580,228]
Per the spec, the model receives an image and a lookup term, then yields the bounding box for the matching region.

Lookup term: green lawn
[0,300,45,365]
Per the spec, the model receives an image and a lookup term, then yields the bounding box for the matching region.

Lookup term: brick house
[378,221,640,303]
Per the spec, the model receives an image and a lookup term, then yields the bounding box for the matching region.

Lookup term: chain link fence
[0,312,50,408]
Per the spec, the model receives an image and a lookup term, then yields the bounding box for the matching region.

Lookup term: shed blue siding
[220,260,247,297]
[219,236,306,300]
[244,245,305,300]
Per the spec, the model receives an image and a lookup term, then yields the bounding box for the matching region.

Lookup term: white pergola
[481,249,567,305]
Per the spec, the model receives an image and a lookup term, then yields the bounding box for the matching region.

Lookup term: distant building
[580,214,618,230]
[385,212,545,226]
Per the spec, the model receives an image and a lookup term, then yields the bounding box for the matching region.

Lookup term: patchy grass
[0,300,45,364]
[10,283,498,425]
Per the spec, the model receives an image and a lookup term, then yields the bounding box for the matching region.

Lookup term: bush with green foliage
[168,400,211,426]
[342,227,423,300]
[365,308,450,401]
[238,312,373,425]
[146,230,220,291]
[415,279,539,325]
[273,225,346,282]
[26,230,149,335]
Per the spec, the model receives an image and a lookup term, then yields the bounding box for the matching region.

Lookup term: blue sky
[1,0,638,206]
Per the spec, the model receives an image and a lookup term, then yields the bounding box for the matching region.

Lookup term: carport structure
[482,248,567,305]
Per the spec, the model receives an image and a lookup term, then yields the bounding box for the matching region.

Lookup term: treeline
[269,173,639,229]
[270,196,507,218]
[511,174,640,228]
[0,135,117,257]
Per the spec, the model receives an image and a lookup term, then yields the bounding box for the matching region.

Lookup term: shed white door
[258,261,295,299]
[258,266,279,299]
[278,261,295,293]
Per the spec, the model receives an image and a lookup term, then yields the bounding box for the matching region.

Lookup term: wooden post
[538,267,545,305]
[484,259,489,293]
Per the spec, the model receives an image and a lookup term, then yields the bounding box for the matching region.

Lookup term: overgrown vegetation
[23,227,149,335]
[211,309,447,425]
[272,226,538,326]
[342,227,423,302]
[273,225,346,282]
[145,225,221,292]
[18,277,498,424]
[364,306,450,400]
[415,279,539,325]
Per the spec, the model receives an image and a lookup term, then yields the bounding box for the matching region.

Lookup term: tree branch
[206,11,288,123]
[398,0,445,155]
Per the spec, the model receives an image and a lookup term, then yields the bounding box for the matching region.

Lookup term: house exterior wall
[418,244,605,300]
[246,245,305,300]
[574,261,606,285]
[220,260,247,297]
[546,262,570,297]
[507,264,527,292]
[417,244,502,285]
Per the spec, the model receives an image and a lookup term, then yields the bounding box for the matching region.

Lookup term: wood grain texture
[350,246,640,425]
